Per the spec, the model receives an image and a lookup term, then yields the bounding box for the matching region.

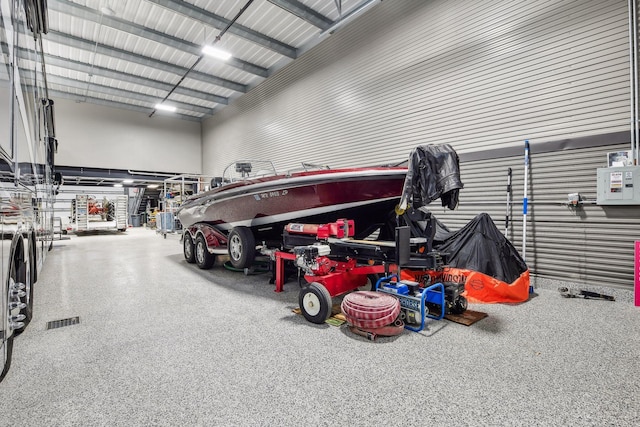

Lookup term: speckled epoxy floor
[0,227,638,426]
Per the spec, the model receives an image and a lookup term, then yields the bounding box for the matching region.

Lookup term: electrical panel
[596,166,640,205]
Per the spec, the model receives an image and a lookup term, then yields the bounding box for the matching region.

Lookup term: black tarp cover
[433,213,528,284]
[400,210,530,303]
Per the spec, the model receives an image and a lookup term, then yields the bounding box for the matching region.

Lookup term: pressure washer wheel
[298,282,333,324]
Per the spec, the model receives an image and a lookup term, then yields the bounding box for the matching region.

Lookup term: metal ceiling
[29,0,379,121]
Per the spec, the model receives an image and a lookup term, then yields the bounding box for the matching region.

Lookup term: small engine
[293,244,331,275]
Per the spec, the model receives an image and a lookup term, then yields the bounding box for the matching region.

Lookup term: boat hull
[177,168,406,242]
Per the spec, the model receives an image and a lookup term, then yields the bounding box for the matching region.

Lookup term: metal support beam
[8,40,229,107]
[267,0,333,30]
[48,90,203,122]
[40,51,228,106]
[320,0,380,36]
[148,0,298,59]
[45,30,246,94]
[49,0,269,77]
[40,73,215,117]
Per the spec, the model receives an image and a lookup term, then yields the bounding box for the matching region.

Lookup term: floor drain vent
[46,316,80,330]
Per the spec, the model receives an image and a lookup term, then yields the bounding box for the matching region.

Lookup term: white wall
[55,98,202,174]
[201,0,630,175]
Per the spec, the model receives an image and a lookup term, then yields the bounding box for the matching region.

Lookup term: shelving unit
[158,174,215,236]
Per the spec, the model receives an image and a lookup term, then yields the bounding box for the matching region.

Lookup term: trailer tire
[195,234,215,269]
[298,282,332,324]
[107,202,115,221]
[183,233,196,263]
[228,226,255,269]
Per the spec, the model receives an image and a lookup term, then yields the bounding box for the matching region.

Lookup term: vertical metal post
[522,141,530,262]
[505,167,512,239]
[522,140,532,294]
[633,0,639,164]
[629,0,636,164]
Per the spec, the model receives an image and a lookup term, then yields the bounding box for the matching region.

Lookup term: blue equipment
[376,274,445,332]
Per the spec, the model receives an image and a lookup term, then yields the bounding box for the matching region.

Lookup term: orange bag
[401,267,530,304]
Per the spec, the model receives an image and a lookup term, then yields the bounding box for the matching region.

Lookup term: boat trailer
[266,219,468,330]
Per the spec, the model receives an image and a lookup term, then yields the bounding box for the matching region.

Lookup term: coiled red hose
[341,291,401,329]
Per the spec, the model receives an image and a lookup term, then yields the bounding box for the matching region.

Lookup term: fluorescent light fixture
[114,183,123,188]
[202,45,232,61]
[155,103,177,112]
[123,179,134,184]
[147,184,159,189]
[100,6,115,16]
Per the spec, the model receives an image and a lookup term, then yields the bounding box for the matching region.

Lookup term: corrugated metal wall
[433,141,640,289]
[201,0,639,289]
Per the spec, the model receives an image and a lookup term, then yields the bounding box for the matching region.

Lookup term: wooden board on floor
[444,310,488,326]
[292,304,346,326]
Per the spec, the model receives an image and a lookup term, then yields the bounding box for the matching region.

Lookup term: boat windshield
[222,160,278,182]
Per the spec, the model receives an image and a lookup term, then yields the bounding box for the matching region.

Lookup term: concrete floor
[0,227,638,426]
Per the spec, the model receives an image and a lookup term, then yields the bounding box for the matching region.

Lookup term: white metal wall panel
[203,0,630,171]
[433,143,640,290]
[201,0,637,289]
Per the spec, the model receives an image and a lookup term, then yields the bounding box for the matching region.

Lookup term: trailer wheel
[195,234,215,269]
[228,226,255,269]
[183,233,196,263]
[298,282,333,324]
[107,202,115,221]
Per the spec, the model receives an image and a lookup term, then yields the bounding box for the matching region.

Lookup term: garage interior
[1,0,639,425]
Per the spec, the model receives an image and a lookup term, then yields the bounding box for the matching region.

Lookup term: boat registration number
[254,190,289,200]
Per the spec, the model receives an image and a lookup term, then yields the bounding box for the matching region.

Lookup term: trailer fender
[188,224,228,253]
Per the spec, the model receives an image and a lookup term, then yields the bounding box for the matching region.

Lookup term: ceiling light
[202,46,232,61]
[147,184,159,189]
[123,179,134,184]
[100,6,115,16]
[155,103,176,112]
[114,183,123,188]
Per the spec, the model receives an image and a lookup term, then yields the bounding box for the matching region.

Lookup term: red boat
[177,160,407,269]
